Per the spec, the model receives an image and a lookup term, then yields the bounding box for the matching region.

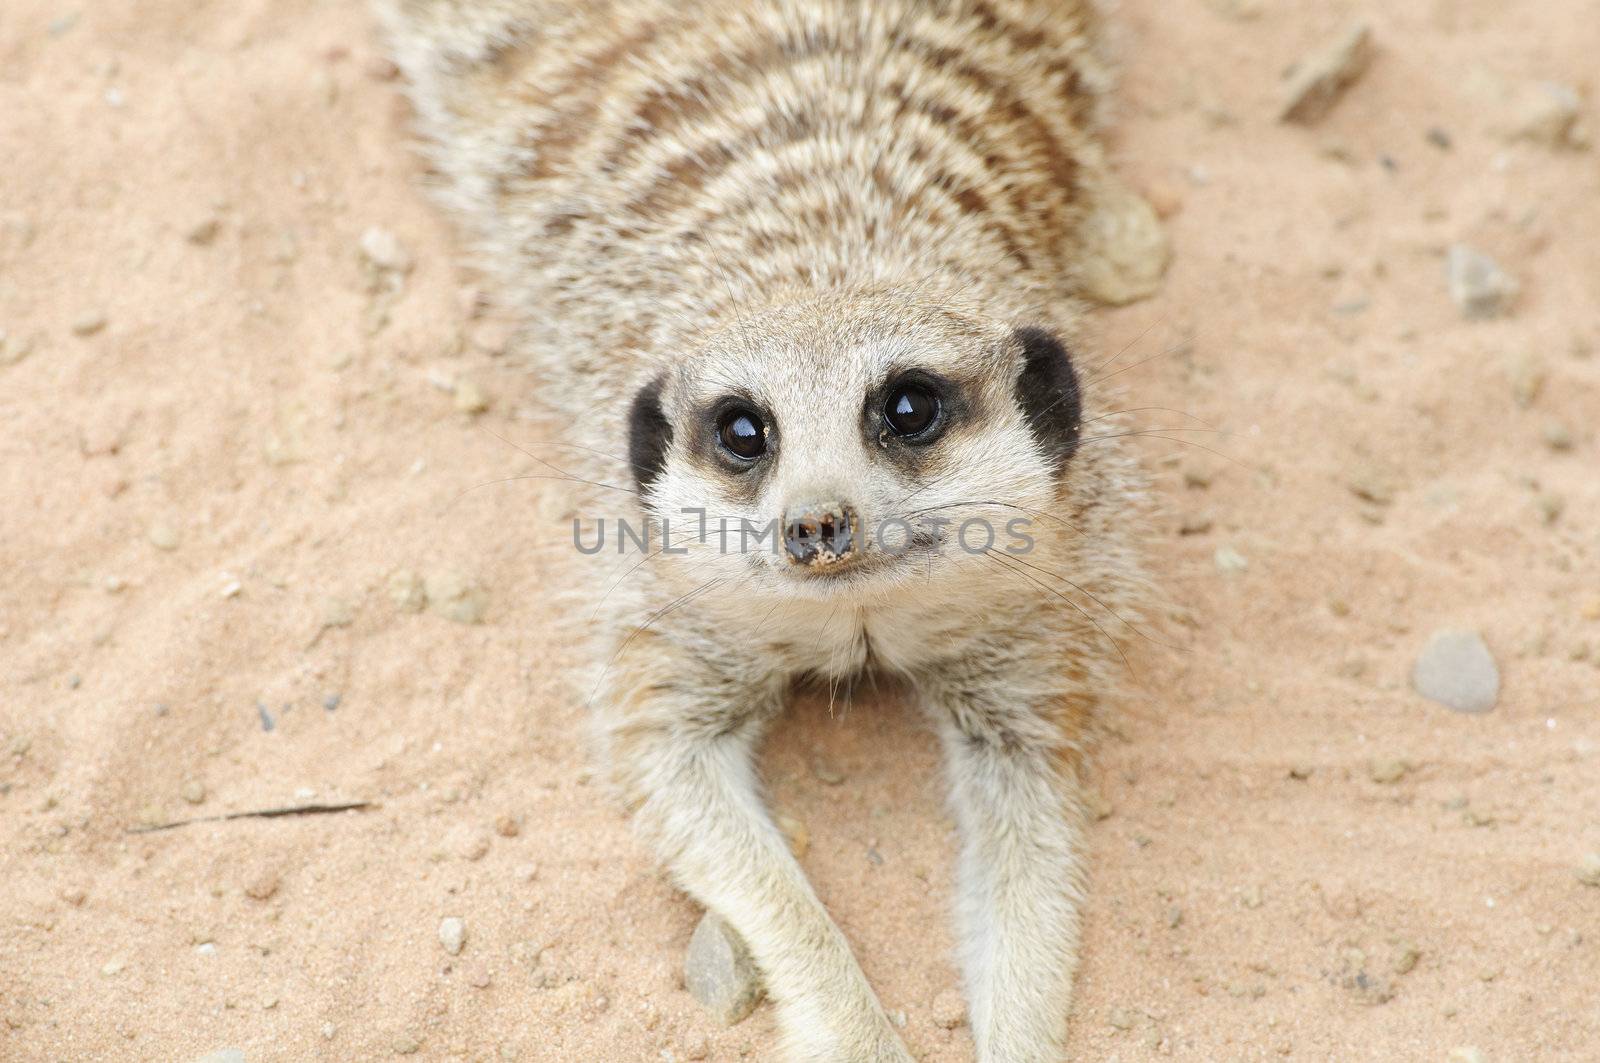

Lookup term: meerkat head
[626,290,1084,600]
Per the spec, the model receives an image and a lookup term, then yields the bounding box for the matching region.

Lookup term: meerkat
[378,2,1156,1059]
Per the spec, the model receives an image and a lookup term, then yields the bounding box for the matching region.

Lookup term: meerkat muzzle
[782,502,859,567]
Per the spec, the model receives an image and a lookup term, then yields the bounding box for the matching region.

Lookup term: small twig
[127,801,374,834]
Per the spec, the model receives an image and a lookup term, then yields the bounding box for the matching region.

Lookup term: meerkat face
[627,292,1084,601]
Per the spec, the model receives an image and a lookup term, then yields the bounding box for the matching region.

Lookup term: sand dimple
[1,1,1597,1060]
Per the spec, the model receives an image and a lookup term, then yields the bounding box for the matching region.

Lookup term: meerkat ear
[1013,326,1082,472]
[627,375,673,493]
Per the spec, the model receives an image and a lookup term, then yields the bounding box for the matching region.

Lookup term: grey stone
[1412,629,1499,713]
[684,912,763,1026]
[1446,245,1519,319]
[438,916,466,956]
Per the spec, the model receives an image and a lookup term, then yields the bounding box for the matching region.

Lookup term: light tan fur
[377,3,1151,1059]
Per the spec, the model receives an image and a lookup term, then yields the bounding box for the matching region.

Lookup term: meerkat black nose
[783,502,859,567]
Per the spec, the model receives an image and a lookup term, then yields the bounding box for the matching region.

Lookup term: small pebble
[1412,629,1499,713]
[244,867,281,901]
[1078,179,1171,306]
[192,1052,246,1063]
[495,814,521,838]
[1536,492,1566,525]
[684,912,764,1026]
[425,570,488,625]
[180,780,206,805]
[775,812,810,858]
[1369,758,1409,784]
[359,227,412,274]
[0,329,37,366]
[72,311,107,337]
[470,319,516,356]
[455,830,491,861]
[320,597,355,630]
[809,754,846,785]
[1448,1048,1486,1063]
[391,1035,421,1056]
[1214,545,1249,574]
[1501,81,1585,148]
[1541,421,1574,452]
[453,379,490,414]
[1576,853,1600,887]
[186,217,222,246]
[323,692,342,712]
[1346,467,1394,506]
[147,521,180,551]
[1508,355,1545,408]
[439,916,466,956]
[1278,23,1375,125]
[1446,244,1519,319]
[389,570,427,612]
[931,988,967,1029]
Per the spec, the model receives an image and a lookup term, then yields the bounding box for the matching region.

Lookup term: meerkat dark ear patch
[627,375,673,492]
[1013,326,1082,472]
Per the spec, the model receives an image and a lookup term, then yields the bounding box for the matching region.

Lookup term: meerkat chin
[378,2,1152,1059]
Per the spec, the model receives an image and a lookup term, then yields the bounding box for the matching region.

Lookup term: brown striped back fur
[378,0,1116,424]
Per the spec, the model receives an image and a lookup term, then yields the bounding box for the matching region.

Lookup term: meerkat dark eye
[883,383,939,438]
[717,407,767,460]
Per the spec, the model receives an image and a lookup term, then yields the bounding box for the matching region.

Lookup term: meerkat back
[377,0,1129,430]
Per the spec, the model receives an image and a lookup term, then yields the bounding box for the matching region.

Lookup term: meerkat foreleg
[600,658,912,1062]
[926,672,1091,1063]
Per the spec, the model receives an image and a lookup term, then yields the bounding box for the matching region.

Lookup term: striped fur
[379,3,1154,1060]
[379,0,1118,415]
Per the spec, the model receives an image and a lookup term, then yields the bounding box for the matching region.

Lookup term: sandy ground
[3,1,1599,1060]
